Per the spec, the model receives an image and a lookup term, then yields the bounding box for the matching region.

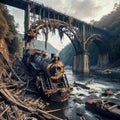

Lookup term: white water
[62,67,120,120]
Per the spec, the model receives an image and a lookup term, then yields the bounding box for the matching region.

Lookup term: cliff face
[0,39,9,62]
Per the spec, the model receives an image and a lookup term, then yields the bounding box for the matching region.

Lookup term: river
[46,67,120,120]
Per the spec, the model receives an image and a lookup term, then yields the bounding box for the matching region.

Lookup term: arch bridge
[0,0,110,73]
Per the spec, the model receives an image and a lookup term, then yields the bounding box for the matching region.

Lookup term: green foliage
[0,4,17,40]
[0,4,22,58]
[88,43,98,65]
[109,38,120,62]
[110,17,120,35]
[59,43,75,66]
[94,3,120,30]
[94,3,120,63]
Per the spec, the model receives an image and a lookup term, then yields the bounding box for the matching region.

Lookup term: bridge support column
[72,52,89,73]
[98,53,109,67]
[83,52,89,73]
[24,4,30,34]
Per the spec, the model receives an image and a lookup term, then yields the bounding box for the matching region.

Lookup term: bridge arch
[24,18,83,54]
[85,34,109,67]
[85,34,108,54]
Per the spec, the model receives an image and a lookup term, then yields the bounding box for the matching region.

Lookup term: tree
[0,9,8,38]
[0,4,22,58]
[94,3,120,63]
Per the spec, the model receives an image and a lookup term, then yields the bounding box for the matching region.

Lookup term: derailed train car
[22,49,72,102]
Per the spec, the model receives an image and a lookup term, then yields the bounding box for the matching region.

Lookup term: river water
[47,67,120,120]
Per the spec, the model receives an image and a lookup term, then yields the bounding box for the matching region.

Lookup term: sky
[7,0,120,50]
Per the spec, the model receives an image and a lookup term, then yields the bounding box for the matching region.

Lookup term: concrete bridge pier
[72,51,89,73]
[83,51,89,73]
[98,53,109,67]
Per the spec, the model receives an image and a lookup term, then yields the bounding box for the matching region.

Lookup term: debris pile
[0,67,62,120]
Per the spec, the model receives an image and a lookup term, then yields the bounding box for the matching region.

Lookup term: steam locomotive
[21,49,72,102]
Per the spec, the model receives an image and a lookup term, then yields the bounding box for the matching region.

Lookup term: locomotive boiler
[22,49,72,102]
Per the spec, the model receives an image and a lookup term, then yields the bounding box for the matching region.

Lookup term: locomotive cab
[22,49,72,102]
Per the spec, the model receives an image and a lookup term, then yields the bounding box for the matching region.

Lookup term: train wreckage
[85,98,120,120]
[13,49,72,102]
[11,18,75,102]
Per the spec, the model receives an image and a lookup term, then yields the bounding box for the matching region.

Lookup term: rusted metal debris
[0,67,63,120]
[85,98,120,120]
[24,18,79,49]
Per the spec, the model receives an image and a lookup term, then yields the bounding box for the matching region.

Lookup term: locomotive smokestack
[51,53,55,59]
